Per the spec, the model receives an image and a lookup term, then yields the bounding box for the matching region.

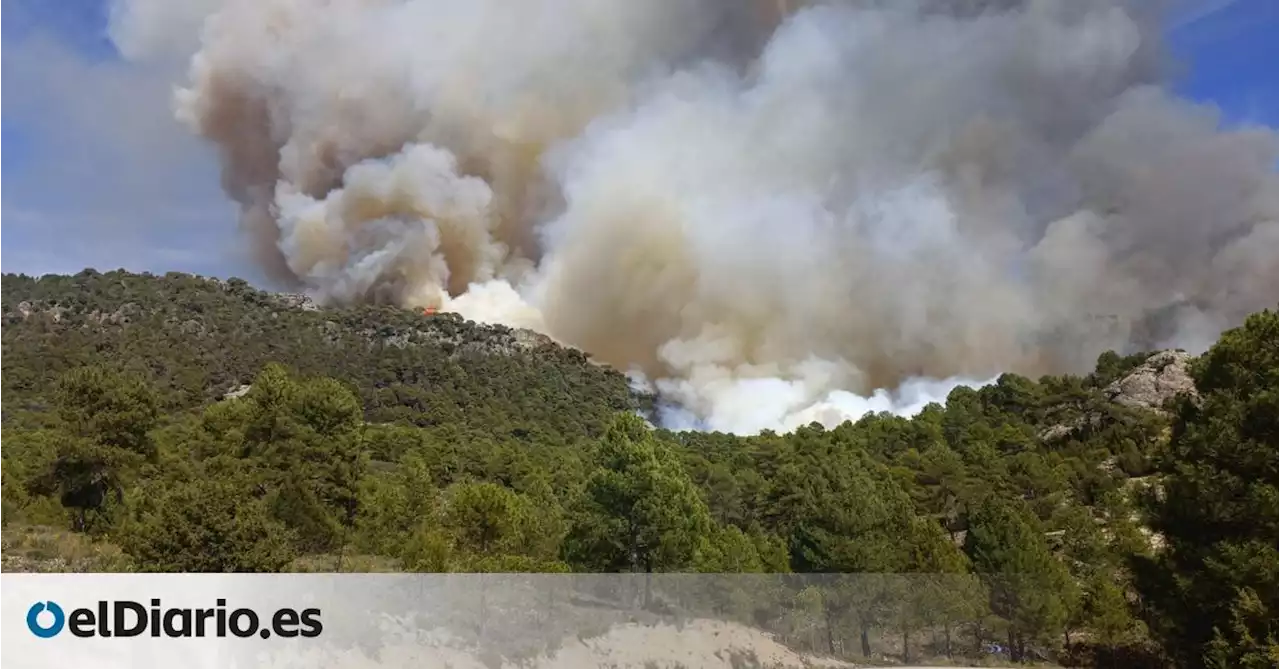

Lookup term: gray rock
[1104,350,1197,413]
[512,328,554,350]
[1040,349,1197,443]
[223,384,253,400]
[273,292,320,311]
[1037,412,1104,443]
[108,302,140,325]
[1038,423,1076,443]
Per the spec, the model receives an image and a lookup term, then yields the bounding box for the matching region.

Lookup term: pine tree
[41,366,160,532]
[964,496,1073,661]
[564,414,712,581]
[232,365,369,552]
[1136,310,1278,669]
[123,475,296,572]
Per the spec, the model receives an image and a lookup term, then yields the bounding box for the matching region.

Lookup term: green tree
[123,474,295,572]
[894,517,985,662]
[54,365,160,456]
[685,523,777,619]
[36,366,160,532]
[565,415,712,583]
[1082,573,1133,651]
[440,481,535,557]
[695,523,769,573]
[1136,310,1278,669]
[1,461,28,527]
[231,365,369,552]
[352,452,437,556]
[3,268,1269,667]
[964,496,1073,662]
[1202,588,1279,669]
[518,470,569,561]
[400,524,455,572]
[779,436,920,659]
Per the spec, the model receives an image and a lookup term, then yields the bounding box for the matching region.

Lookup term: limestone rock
[223,384,253,400]
[1104,350,1196,413]
[274,293,319,311]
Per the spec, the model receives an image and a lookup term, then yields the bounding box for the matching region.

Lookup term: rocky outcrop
[1039,420,1090,443]
[1039,349,1197,443]
[1104,350,1196,414]
[95,302,141,325]
[8,301,69,323]
[223,384,253,400]
[273,292,320,311]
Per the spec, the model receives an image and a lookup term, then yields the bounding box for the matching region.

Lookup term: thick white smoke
[111,0,1278,434]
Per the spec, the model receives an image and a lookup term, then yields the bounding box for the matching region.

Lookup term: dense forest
[1,270,1275,668]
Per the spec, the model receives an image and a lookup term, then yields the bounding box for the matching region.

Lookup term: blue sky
[2,0,251,280]
[1165,0,1279,126]
[2,0,1277,282]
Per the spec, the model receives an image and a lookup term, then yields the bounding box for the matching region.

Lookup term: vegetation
[2,269,1275,668]
[1134,311,1278,669]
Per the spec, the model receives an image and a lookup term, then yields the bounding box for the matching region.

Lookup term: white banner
[4,573,987,668]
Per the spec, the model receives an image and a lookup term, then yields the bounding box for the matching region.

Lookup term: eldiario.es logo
[26,599,322,639]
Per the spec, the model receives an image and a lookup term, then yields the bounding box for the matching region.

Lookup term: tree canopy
[3,271,1275,667]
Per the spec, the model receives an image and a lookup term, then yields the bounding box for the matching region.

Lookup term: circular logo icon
[27,601,65,638]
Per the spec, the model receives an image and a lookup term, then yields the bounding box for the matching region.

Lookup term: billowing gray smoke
[114,0,1278,433]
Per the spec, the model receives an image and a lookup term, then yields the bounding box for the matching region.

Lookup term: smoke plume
[116,0,1278,433]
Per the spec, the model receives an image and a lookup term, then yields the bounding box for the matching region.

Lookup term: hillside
[1,270,1275,669]
[2,269,644,437]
